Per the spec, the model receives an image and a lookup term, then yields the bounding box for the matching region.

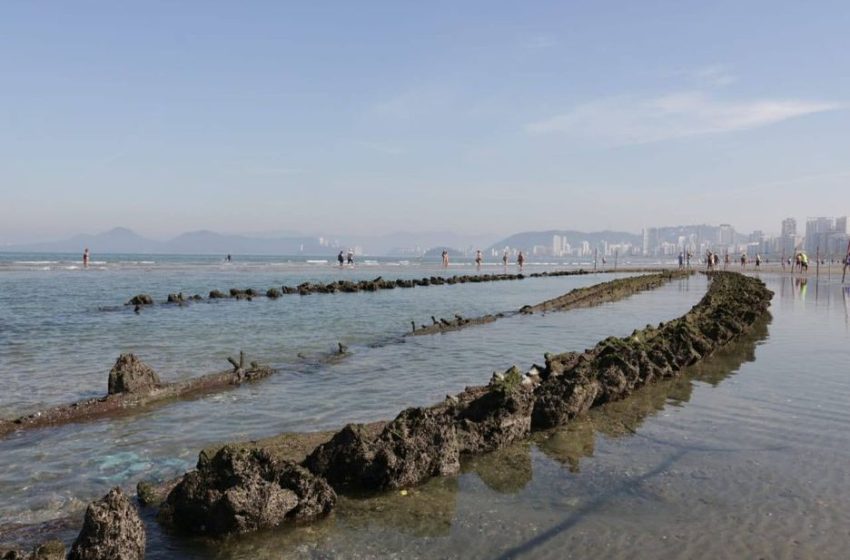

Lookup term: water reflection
[191,316,771,559]
[462,441,533,493]
[845,286,850,326]
[535,315,768,475]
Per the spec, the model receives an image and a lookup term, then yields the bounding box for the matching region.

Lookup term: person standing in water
[517,251,525,270]
[502,250,508,267]
[82,248,90,268]
[474,250,483,269]
[337,251,345,267]
[347,250,354,265]
[441,250,449,268]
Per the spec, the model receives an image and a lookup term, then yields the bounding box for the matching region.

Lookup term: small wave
[306,260,328,264]
[14,261,59,265]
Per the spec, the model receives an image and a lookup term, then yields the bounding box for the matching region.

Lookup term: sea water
[2,255,848,558]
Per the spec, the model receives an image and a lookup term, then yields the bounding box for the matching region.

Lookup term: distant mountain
[10,227,165,254]
[348,231,499,256]
[422,246,465,258]
[164,230,322,255]
[7,227,329,255]
[5,227,517,256]
[488,229,641,252]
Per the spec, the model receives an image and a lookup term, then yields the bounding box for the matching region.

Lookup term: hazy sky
[2,0,849,243]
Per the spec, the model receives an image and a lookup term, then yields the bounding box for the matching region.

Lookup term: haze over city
[2,1,849,246]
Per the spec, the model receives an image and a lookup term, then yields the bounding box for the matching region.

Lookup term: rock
[166,292,184,304]
[126,294,153,306]
[266,288,282,299]
[454,378,534,454]
[68,487,145,560]
[305,407,460,491]
[136,480,161,507]
[0,547,27,560]
[107,354,161,395]
[31,540,65,560]
[209,289,226,299]
[531,272,773,430]
[159,446,336,535]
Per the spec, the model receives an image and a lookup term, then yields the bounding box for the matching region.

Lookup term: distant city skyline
[2,1,849,243]
[5,214,849,258]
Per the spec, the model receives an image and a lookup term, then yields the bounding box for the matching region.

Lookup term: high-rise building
[781,218,796,237]
[836,216,848,235]
[642,228,657,256]
[552,235,562,257]
[805,217,836,255]
[718,224,735,246]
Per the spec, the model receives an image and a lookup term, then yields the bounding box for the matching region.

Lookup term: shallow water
[172,273,848,560]
[0,255,678,529]
[3,263,849,559]
[0,254,633,415]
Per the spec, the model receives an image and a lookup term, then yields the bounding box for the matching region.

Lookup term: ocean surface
[2,253,849,558]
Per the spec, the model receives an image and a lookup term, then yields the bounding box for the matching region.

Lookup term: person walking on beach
[517,251,525,270]
[686,251,692,268]
[740,253,747,270]
[82,248,90,269]
[678,252,684,269]
[474,250,483,269]
[755,254,762,268]
[347,250,354,265]
[842,245,850,282]
[502,250,508,267]
[337,251,345,267]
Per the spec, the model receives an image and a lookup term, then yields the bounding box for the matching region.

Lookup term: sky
[2,0,849,243]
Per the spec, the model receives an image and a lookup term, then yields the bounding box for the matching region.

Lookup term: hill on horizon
[5,227,648,256]
[487,229,642,252]
[3,227,501,257]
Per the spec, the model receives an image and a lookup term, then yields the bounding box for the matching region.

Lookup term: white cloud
[370,87,453,120]
[526,92,843,145]
[693,64,736,88]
